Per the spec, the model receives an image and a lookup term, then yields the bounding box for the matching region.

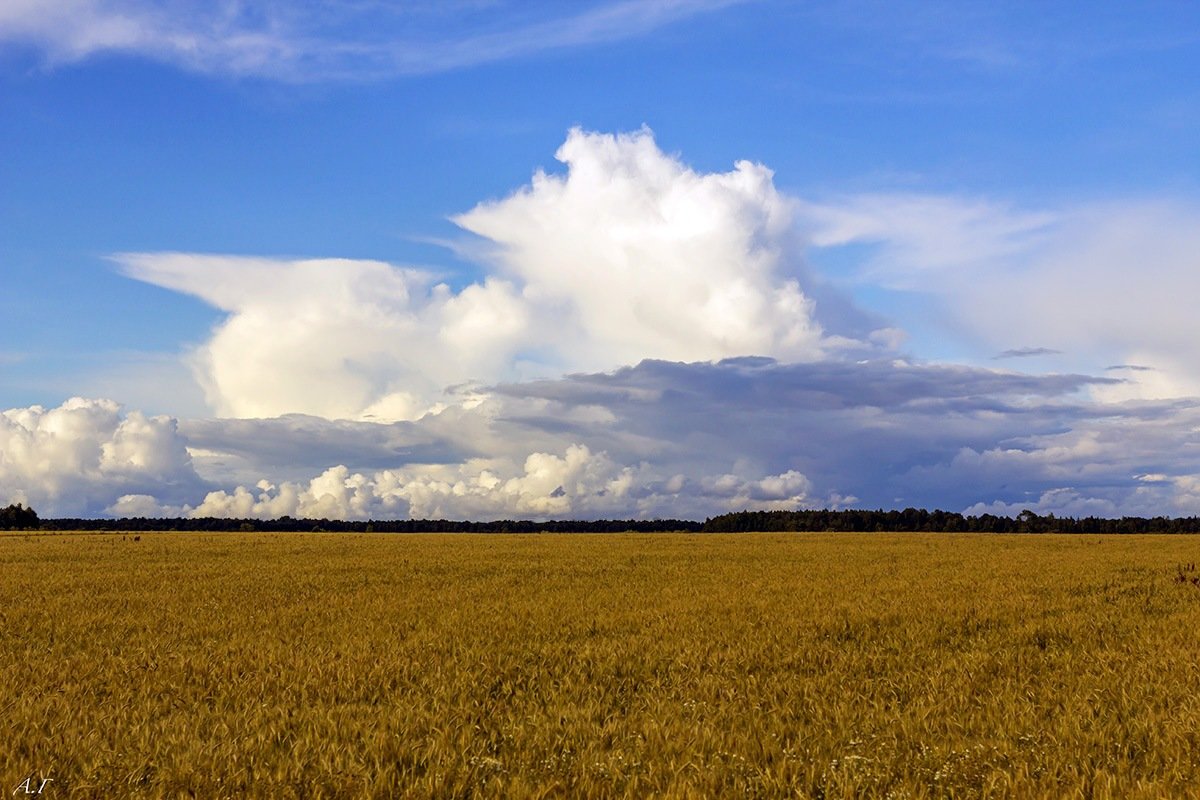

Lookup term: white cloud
[118,253,530,420]
[0,397,206,516]
[802,194,1200,401]
[114,442,827,522]
[701,469,814,511]
[1167,475,1200,515]
[455,127,832,370]
[122,444,646,520]
[0,0,293,75]
[120,128,871,421]
[962,488,1122,519]
[0,1,743,80]
[801,192,1057,285]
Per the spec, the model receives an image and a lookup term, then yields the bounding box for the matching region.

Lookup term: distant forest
[4,503,1200,534]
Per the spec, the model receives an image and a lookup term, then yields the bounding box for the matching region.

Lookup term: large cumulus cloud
[117,128,883,422]
[453,127,837,370]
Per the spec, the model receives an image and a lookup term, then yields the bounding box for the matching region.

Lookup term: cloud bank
[10,359,1200,521]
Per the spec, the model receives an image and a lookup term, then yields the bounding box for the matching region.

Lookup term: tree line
[5,503,1200,534]
[25,512,704,533]
[701,508,1200,534]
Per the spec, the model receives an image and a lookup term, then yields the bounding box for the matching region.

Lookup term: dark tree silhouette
[21,507,1200,534]
[0,503,40,530]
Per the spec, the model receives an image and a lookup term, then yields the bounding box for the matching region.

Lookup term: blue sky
[3,1,1200,519]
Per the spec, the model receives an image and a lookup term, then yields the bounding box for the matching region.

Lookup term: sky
[2,0,1200,520]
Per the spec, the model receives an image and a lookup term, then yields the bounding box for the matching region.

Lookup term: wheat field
[3,531,1200,798]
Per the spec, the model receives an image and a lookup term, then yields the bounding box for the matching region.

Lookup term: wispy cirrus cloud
[801,193,1200,401]
[0,0,744,80]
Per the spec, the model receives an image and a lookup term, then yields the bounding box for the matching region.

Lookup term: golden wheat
[2,532,1200,798]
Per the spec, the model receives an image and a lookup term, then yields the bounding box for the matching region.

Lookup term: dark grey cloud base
[8,357,1198,519]
[176,356,1200,519]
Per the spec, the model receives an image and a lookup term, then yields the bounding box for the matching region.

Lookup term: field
[3,532,1200,798]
